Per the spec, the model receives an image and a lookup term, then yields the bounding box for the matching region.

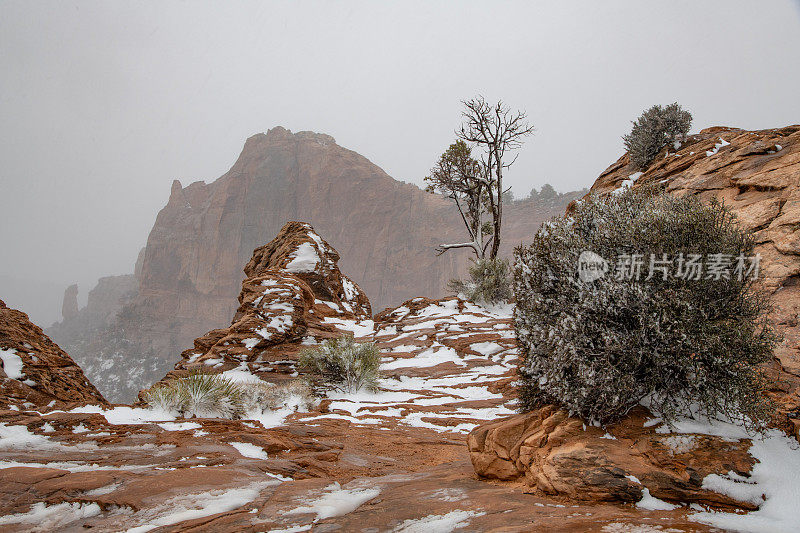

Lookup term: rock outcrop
[0,299,107,409]
[48,127,583,402]
[153,221,371,385]
[469,406,755,509]
[61,284,78,321]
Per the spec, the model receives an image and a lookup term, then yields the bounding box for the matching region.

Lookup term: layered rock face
[49,127,581,402]
[469,406,755,508]
[151,221,372,387]
[0,299,107,409]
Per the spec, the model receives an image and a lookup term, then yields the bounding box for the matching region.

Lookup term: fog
[1,0,799,325]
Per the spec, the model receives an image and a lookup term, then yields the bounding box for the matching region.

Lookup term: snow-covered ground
[3,297,800,531]
[656,415,800,532]
[298,298,518,434]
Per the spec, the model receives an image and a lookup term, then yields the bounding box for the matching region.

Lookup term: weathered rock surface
[0,299,107,409]
[581,125,800,434]
[48,127,583,402]
[152,221,372,386]
[469,406,755,509]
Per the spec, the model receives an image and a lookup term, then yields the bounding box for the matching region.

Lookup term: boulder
[0,299,107,409]
[146,222,372,390]
[469,406,756,510]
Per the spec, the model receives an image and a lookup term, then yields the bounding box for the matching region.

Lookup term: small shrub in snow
[298,335,381,393]
[143,370,244,418]
[514,187,777,428]
[623,103,692,170]
[448,257,512,305]
[238,379,316,413]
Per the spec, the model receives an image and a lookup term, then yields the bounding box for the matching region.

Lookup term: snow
[0,422,58,450]
[0,459,154,472]
[387,344,421,353]
[636,488,679,511]
[661,434,696,454]
[286,482,380,520]
[690,429,800,532]
[706,137,730,157]
[322,317,375,337]
[612,172,643,196]
[390,509,485,532]
[243,337,260,349]
[254,314,294,340]
[602,524,679,533]
[157,422,202,431]
[125,481,275,532]
[0,348,24,379]
[285,242,320,273]
[69,405,179,425]
[229,441,269,460]
[469,341,504,356]
[244,403,308,430]
[220,364,263,383]
[266,526,312,533]
[641,407,800,532]
[0,502,102,529]
[342,277,358,301]
[85,481,123,496]
[381,346,466,370]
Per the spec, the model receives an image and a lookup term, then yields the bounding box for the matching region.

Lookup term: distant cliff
[48,127,582,401]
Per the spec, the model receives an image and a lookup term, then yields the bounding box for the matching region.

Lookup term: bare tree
[429,97,533,259]
[458,96,533,259]
[424,140,489,258]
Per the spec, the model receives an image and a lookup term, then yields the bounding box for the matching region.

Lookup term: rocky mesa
[48,127,583,403]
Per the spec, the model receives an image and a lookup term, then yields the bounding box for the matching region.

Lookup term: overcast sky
[2,1,800,321]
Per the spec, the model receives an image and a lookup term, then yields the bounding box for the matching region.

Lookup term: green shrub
[513,187,777,429]
[298,335,381,393]
[238,380,316,412]
[623,103,692,170]
[144,370,244,418]
[449,257,512,305]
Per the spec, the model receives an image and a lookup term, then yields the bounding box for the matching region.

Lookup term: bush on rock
[623,103,692,170]
[513,187,777,428]
[448,257,512,305]
[298,335,381,393]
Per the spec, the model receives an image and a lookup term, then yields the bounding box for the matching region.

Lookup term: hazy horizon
[2,0,800,324]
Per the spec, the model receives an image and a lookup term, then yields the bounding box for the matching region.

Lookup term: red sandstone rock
[468,406,755,510]
[0,299,107,409]
[146,222,373,390]
[0,293,722,531]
